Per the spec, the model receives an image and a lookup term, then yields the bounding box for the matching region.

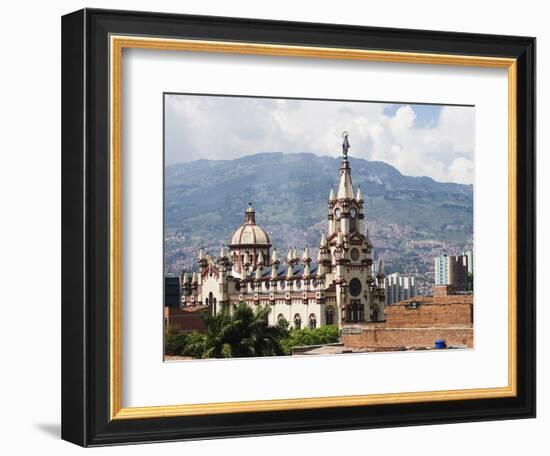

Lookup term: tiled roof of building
[245,263,320,280]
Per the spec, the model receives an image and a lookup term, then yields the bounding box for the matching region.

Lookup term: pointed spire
[320,232,327,247]
[328,187,335,201]
[304,262,311,277]
[302,246,310,262]
[337,165,355,199]
[378,258,385,277]
[191,271,198,283]
[317,261,325,276]
[182,272,189,284]
[292,246,299,262]
[219,244,226,259]
[286,247,293,263]
[255,267,262,279]
[198,248,204,260]
[257,251,264,266]
[356,186,363,202]
[271,264,278,279]
[243,251,250,266]
[271,248,279,264]
[286,263,294,278]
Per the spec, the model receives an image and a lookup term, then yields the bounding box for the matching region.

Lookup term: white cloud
[165,95,474,185]
[448,157,474,185]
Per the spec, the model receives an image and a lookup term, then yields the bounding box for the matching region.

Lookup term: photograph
[163,94,475,360]
[56,5,536,448]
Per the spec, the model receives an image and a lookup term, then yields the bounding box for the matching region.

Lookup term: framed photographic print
[61,8,536,447]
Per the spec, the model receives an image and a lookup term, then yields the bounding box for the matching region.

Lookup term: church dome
[229,203,271,247]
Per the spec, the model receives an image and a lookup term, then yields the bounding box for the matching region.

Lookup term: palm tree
[201,303,287,358]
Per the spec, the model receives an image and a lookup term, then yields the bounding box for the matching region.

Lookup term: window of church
[294,314,302,330]
[309,314,317,329]
[265,281,270,291]
[295,279,302,289]
[280,280,285,290]
[325,306,335,325]
[350,248,360,261]
[371,305,379,322]
[349,278,362,297]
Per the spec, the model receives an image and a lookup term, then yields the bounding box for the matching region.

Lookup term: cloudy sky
[165,94,474,185]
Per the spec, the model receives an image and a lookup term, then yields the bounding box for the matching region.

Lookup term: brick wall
[343,325,473,349]
[342,293,473,349]
[164,306,209,333]
[385,302,472,327]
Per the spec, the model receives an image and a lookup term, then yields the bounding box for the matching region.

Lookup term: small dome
[229,203,271,247]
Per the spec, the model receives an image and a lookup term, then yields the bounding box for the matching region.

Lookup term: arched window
[309,313,317,329]
[351,301,359,322]
[371,305,379,322]
[277,313,285,322]
[265,281,270,291]
[294,314,302,330]
[325,306,335,325]
[295,279,302,289]
[279,280,286,290]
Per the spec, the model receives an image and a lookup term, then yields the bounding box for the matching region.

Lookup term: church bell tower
[328,131,364,238]
[325,132,383,324]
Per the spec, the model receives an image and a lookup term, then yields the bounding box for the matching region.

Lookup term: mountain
[164,152,473,288]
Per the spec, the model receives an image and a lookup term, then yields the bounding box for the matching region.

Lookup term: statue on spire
[342,131,350,160]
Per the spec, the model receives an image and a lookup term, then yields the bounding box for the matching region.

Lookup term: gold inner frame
[109,35,518,420]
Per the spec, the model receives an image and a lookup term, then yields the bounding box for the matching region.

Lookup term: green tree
[182,331,206,358]
[281,325,341,355]
[164,326,188,355]
[201,303,287,358]
[165,308,340,359]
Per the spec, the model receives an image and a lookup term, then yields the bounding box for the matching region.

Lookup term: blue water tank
[434,339,446,349]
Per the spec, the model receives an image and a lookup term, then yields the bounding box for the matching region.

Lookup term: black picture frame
[62,8,536,447]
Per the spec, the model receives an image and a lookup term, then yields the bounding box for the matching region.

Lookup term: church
[175,133,386,329]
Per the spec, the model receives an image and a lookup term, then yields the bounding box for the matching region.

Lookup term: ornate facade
[178,134,386,329]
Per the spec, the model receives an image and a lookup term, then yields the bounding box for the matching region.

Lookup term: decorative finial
[257,251,264,266]
[356,185,363,202]
[378,258,385,277]
[244,202,256,223]
[342,131,350,160]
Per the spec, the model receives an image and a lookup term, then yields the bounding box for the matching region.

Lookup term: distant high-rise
[383,272,418,305]
[164,276,182,308]
[434,254,468,291]
[464,250,474,275]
